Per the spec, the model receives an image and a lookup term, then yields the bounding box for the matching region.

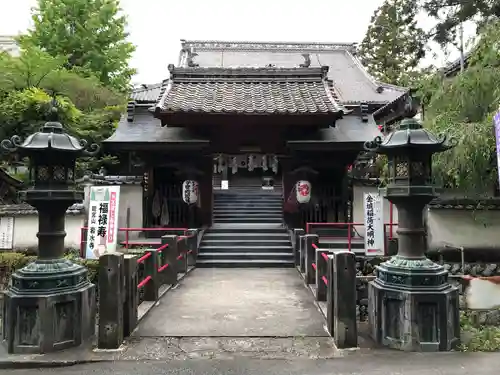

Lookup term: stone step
[199,245,293,252]
[201,239,291,246]
[214,194,282,199]
[195,259,295,268]
[206,225,287,233]
[214,200,283,205]
[213,213,283,218]
[198,252,294,260]
[214,208,283,215]
[214,204,283,209]
[203,234,289,242]
[214,217,282,223]
[214,190,282,194]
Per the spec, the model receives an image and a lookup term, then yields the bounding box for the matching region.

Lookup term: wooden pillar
[199,157,213,227]
[281,158,294,228]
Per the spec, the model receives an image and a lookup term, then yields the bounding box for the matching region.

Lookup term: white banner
[0,217,14,250]
[363,192,384,256]
[85,186,121,259]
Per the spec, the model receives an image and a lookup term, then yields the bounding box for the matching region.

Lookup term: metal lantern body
[364,113,460,352]
[1,115,99,354]
[182,180,199,204]
[295,180,311,204]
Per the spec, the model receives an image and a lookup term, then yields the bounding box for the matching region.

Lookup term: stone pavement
[133,268,328,337]
[7,352,500,374]
[0,267,338,368]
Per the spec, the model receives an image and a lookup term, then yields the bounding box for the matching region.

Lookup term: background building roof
[177,40,406,104]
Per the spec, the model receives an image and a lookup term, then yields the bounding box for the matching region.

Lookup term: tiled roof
[104,107,210,146]
[0,203,84,216]
[76,175,143,185]
[178,40,407,104]
[131,83,163,103]
[443,52,472,77]
[287,114,381,146]
[105,106,375,146]
[156,66,345,116]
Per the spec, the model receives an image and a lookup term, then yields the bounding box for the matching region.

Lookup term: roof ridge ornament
[186,48,199,68]
[299,53,311,68]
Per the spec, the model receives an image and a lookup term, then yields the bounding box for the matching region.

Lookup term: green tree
[0,46,124,176]
[415,19,500,196]
[423,0,500,45]
[0,47,124,110]
[20,0,136,92]
[359,0,427,86]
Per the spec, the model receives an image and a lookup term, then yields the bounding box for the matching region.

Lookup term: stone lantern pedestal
[365,97,460,351]
[1,103,99,354]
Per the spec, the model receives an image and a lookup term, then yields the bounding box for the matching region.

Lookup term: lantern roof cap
[19,121,84,153]
[364,96,456,155]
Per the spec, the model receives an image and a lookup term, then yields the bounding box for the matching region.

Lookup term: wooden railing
[97,231,198,349]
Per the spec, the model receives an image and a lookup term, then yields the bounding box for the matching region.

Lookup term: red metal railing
[310,242,329,286]
[135,242,171,289]
[306,222,399,255]
[79,226,190,258]
[134,234,198,290]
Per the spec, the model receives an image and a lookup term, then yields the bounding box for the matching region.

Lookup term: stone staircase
[197,189,294,267]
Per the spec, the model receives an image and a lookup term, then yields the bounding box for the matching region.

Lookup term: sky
[0,0,475,84]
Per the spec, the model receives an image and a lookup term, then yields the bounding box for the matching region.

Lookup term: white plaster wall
[11,215,84,250]
[116,185,143,241]
[427,208,500,251]
[352,184,399,237]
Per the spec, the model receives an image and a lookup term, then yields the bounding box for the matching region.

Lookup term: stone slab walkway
[133,268,328,337]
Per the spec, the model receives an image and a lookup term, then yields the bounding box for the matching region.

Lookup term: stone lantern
[1,102,99,354]
[364,96,460,352]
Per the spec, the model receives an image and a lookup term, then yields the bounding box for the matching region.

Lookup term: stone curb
[0,358,113,370]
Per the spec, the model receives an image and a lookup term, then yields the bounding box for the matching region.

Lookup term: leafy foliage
[416,20,500,195]
[423,0,500,45]
[0,46,125,176]
[359,0,427,86]
[460,311,500,351]
[20,0,136,93]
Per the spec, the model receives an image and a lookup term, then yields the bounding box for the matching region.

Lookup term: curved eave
[154,109,343,127]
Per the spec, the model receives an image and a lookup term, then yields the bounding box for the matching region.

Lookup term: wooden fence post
[143,249,158,301]
[294,229,305,267]
[305,234,319,284]
[315,248,330,301]
[327,251,357,348]
[160,235,179,285]
[177,237,188,274]
[98,253,124,349]
[186,228,199,266]
[299,235,306,273]
[123,254,138,337]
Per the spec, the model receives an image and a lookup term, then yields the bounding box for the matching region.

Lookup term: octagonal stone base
[368,256,460,351]
[2,262,96,354]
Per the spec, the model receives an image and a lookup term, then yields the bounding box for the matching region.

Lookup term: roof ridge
[180,40,357,53]
[168,65,329,79]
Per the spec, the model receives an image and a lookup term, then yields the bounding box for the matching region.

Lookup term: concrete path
[133,268,328,337]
